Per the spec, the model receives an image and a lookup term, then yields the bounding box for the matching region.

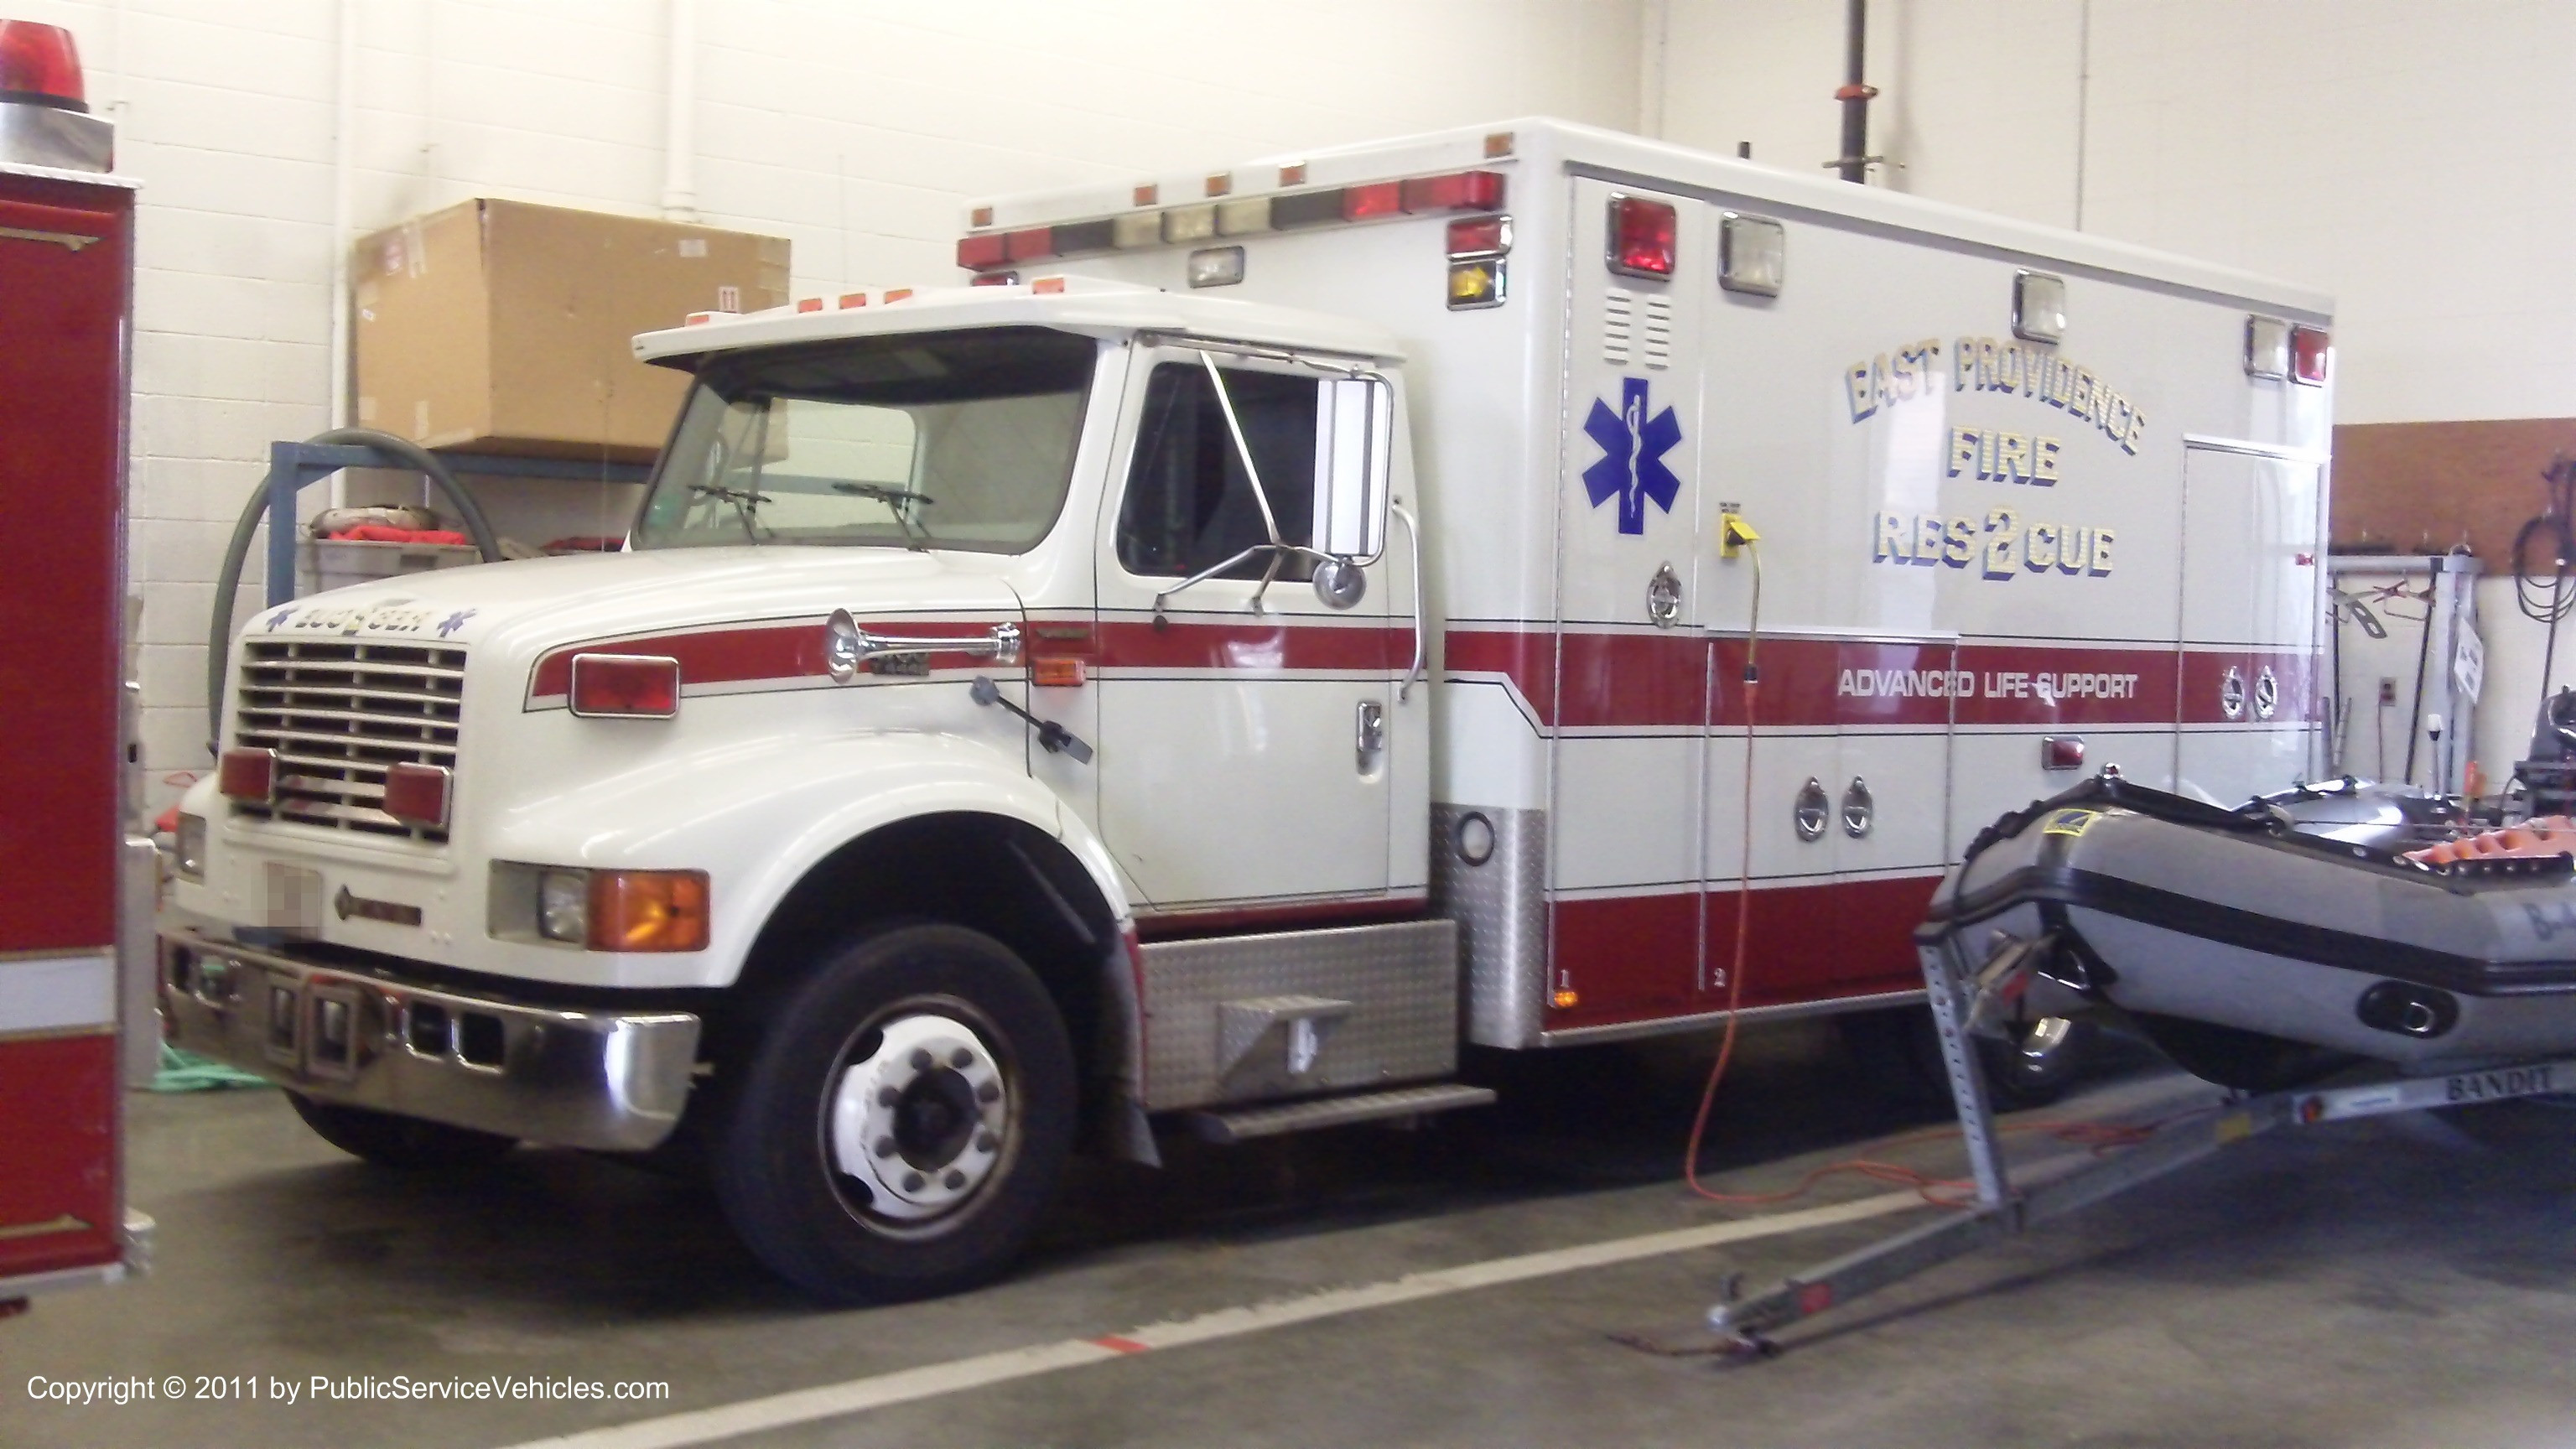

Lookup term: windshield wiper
[688,481,772,543]
[832,481,937,550]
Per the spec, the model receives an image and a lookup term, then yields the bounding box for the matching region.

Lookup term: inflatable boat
[1927,771,2576,1089]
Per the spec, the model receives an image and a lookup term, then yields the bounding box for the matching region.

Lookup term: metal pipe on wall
[661,0,698,221]
[1833,0,1874,184]
[1637,0,1669,141]
[327,0,358,510]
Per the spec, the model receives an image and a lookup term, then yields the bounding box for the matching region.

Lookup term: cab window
[1116,362,1317,581]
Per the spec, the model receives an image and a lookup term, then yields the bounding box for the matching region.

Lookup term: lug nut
[902,1171,925,1192]
[911,1048,934,1071]
[877,1086,900,1107]
[950,1047,974,1068]
[943,1170,966,1190]
[976,1081,1001,1104]
[975,1130,997,1153]
[873,1135,896,1158]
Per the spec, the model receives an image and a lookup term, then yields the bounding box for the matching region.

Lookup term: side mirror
[1312,376,1393,565]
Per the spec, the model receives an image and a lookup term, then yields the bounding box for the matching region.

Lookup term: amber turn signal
[588,870,710,953]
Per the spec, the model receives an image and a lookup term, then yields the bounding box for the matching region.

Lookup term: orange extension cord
[1675,538,2154,1210]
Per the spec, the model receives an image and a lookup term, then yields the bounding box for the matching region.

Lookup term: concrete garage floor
[8,1023,2576,1449]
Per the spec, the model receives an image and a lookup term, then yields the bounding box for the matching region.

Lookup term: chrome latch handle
[827,610,1022,682]
[1841,776,1874,838]
[1356,699,1386,771]
[1794,777,1829,841]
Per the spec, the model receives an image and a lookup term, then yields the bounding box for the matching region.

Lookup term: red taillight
[1607,195,1677,278]
[1342,181,1402,221]
[956,232,1009,270]
[382,763,451,828]
[218,748,275,802]
[2291,325,2330,385]
[1446,215,1510,259]
[1004,226,1056,262]
[1402,170,1505,213]
[0,21,86,110]
[569,654,680,718]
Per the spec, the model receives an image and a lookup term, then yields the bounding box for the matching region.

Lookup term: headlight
[538,869,589,943]
[176,813,207,881]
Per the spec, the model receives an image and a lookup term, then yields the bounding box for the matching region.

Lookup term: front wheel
[710,923,1077,1304]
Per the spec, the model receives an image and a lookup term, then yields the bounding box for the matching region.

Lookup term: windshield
[633,325,1097,553]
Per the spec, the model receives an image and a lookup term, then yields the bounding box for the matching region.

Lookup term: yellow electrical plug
[1720,511,1760,558]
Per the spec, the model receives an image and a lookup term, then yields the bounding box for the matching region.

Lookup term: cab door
[1092,345,1404,917]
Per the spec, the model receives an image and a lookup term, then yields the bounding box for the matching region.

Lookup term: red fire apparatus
[0,18,150,1313]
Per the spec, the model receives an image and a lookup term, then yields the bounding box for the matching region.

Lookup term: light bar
[954,169,1509,273]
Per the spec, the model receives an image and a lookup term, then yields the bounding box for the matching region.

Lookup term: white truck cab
[162,117,2333,1301]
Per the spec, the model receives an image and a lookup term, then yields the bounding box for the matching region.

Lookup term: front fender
[487,730,1129,988]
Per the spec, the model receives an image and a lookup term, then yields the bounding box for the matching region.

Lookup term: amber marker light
[588,870,710,953]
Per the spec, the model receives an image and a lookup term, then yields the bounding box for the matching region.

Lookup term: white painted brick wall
[8,0,1643,814]
[1662,0,2574,425]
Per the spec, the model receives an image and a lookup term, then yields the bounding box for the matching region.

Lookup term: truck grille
[232,640,465,843]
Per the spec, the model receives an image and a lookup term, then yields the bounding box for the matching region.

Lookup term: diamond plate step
[1186,1083,1498,1145]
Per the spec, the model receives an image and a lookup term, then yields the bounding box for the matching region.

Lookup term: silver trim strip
[1536,988,1929,1047]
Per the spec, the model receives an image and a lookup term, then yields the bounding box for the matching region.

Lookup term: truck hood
[239,547,1026,662]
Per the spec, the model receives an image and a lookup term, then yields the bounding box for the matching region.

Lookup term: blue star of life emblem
[436,609,476,638]
[1581,377,1682,534]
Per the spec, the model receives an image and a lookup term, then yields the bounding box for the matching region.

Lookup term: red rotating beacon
[0,18,151,1314]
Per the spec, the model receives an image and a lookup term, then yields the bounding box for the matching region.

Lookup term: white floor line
[500,1189,1929,1449]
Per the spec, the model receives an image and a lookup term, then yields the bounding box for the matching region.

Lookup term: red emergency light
[0,20,85,110]
[217,747,275,802]
[1607,195,1676,279]
[2290,325,2330,386]
[568,653,680,718]
[382,762,451,829]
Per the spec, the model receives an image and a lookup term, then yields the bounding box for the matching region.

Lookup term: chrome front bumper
[157,931,701,1152]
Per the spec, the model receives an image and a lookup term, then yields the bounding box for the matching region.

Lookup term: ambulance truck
[162,118,2332,1301]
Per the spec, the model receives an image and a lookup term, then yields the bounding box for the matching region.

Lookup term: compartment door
[2176,441,2325,802]
[1547,176,1712,1029]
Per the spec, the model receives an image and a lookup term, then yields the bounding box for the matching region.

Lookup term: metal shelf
[259,441,651,606]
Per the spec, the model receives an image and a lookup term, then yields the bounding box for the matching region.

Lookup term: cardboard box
[355,200,788,462]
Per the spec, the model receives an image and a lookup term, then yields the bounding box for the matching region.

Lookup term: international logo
[1581,377,1681,534]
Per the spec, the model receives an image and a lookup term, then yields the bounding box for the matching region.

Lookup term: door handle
[1356,699,1386,771]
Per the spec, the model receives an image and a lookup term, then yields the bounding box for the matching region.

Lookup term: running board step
[1187,1083,1498,1144]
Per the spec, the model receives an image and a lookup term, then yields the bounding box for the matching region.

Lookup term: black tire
[1836,1005,2084,1111]
[710,922,1076,1304]
[287,1093,518,1169]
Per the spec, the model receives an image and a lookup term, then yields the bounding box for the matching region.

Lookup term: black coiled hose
[204,428,504,742]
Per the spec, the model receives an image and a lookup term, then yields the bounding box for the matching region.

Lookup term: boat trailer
[1704,914,2574,1356]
